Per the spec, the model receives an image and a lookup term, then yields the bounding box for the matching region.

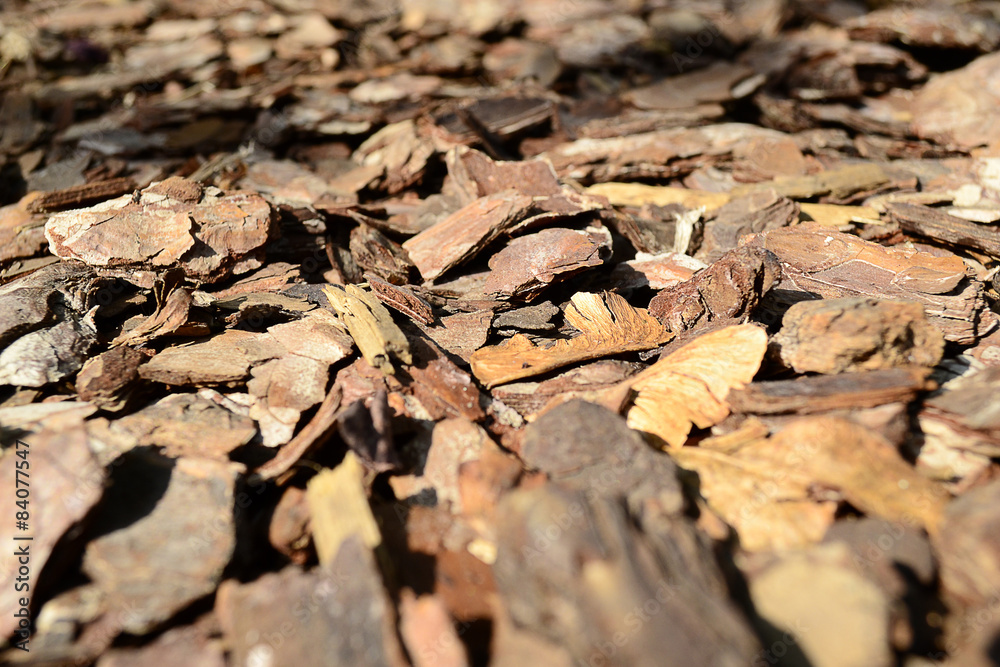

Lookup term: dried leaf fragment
[606,324,768,448]
[470,291,671,388]
[324,284,411,374]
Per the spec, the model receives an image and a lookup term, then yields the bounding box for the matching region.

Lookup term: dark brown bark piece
[83,453,239,635]
[483,226,611,301]
[774,298,944,374]
[886,202,1000,259]
[696,190,798,264]
[27,177,136,213]
[367,274,436,326]
[76,346,146,411]
[493,301,559,334]
[728,367,934,415]
[648,245,782,332]
[350,223,415,285]
[216,537,407,667]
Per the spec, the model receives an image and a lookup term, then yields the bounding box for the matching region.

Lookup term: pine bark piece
[324,284,411,375]
[934,479,1000,610]
[921,367,1000,456]
[0,194,49,263]
[82,454,240,635]
[402,334,485,422]
[886,202,1000,258]
[216,538,408,667]
[111,287,193,347]
[0,315,96,387]
[493,360,643,419]
[248,354,330,447]
[138,329,281,386]
[353,119,435,195]
[846,6,1000,52]
[416,310,492,363]
[774,298,944,374]
[484,226,611,300]
[541,122,789,182]
[306,452,382,565]
[399,591,470,667]
[729,367,935,415]
[350,223,415,285]
[773,417,949,533]
[648,246,782,333]
[0,426,105,642]
[253,382,343,482]
[494,485,761,667]
[748,543,893,667]
[27,177,136,213]
[469,291,671,388]
[911,50,1000,149]
[389,418,499,513]
[76,346,145,411]
[696,190,798,264]
[44,176,275,284]
[110,393,256,458]
[367,275,436,326]
[610,251,707,290]
[520,400,683,509]
[749,226,992,344]
[600,324,768,448]
[403,191,540,281]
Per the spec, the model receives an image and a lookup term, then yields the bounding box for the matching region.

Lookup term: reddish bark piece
[403,191,540,282]
[610,252,706,290]
[729,367,935,415]
[399,590,470,667]
[76,346,146,411]
[0,194,48,263]
[648,246,782,333]
[749,226,992,344]
[45,177,275,284]
[483,226,611,300]
[83,454,240,634]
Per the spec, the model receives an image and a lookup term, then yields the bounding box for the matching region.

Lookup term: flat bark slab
[45,177,275,284]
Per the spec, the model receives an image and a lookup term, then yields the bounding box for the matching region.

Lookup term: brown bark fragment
[44,177,275,284]
[648,245,782,332]
[774,298,944,374]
